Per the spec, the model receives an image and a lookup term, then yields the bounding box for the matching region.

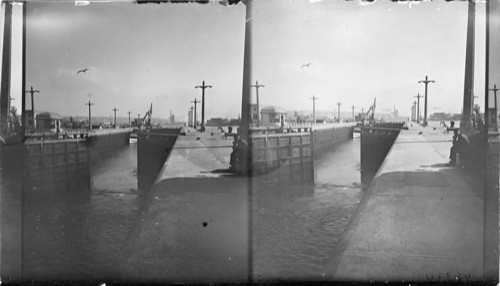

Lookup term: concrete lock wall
[135,125,354,191]
[87,130,131,150]
[21,131,132,195]
[360,123,405,189]
[311,125,354,158]
[24,139,91,194]
[250,132,314,182]
[248,124,354,182]
[87,130,132,167]
[137,128,181,195]
[488,137,499,177]
[0,144,24,282]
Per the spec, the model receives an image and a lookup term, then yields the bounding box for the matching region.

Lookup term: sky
[5,0,489,121]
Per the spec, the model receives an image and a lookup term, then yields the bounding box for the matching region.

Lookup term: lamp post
[336,102,342,121]
[112,107,118,127]
[251,80,265,126]
[195,81,212,132]
[25,86,39,128]
[414,93,423,123]
[191,98,200,129]
[85,101,94,130]
[310,95,318,124]
[489,84,499,130]
[418,75,435,127]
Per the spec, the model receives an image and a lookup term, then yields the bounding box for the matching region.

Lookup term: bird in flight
[77,68,90,74]
[300,63,312,68]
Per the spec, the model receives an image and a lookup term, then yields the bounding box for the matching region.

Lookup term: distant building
[429,112,462,121]
[261,106,287,127]
[228,118,240,126]
[36,112,62,133]
[207,117,225,126]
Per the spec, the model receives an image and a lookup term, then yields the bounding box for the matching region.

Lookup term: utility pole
[0,3,12,134]
[310,95,318,124]
[85,101,94,130]
[25,86,39,127]
[127,111,132,127]
[460,0,475,135]
[336,102,342,121]
[251,80,265,126]
[351,105,355,120]
[22,2,27,141]
[195,81,212,132]
[414,93,423,123]
[418,75,435,127]
[238,0,253,142]
[112,107,118,127]
[489,84,499,130]
[191,98,200,129]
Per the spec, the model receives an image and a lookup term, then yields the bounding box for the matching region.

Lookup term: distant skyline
[7,0,487,121]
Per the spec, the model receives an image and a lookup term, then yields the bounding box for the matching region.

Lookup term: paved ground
[155,127,233,181]
[324,124,484,283]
